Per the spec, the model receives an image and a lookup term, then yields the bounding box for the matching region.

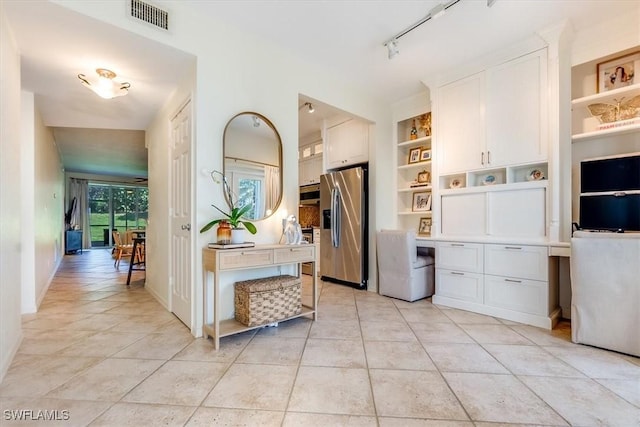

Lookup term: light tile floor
[1,249,639,426]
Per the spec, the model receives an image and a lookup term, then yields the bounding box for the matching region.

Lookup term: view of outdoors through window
[238,178,261,220]
[88,184,148,247]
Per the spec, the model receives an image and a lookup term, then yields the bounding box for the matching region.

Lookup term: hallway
[1,250,639,426]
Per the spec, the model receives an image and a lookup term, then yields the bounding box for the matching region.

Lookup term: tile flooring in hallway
[1,249,639,426]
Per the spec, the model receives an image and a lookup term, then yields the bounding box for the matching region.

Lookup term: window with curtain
[88,184,148,247]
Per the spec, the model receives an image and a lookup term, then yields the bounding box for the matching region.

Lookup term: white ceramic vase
[230,228,245,244]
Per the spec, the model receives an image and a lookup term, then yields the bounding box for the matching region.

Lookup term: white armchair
[376,230,434,302]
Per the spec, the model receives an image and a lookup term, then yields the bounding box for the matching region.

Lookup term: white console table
[202,244,318,349]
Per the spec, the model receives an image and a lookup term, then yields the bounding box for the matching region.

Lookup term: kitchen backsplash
[299,205,320,228]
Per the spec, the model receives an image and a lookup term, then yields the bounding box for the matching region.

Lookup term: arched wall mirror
[223,112,283,220]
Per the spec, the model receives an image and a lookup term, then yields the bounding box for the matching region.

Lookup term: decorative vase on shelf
[230,228,245,244]
[410,119,418,140]
[217,220,232,244]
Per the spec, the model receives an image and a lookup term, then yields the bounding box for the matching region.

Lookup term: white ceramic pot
[230,228,245,244]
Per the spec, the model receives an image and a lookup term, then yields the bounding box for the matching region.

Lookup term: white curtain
[69,178,90,248]
[265,165,280,211]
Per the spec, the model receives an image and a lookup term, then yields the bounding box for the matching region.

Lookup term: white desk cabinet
[202,245,317,349]
[434,240,559,329]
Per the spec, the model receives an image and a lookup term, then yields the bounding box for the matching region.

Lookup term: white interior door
[170,100,192,328]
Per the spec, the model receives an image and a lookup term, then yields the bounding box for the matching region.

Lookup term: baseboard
[145,281,168,310]
[35,256,63,310]
[0,329,23,383]
[432,294,557,330]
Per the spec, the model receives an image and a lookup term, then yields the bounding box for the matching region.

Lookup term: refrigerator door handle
[330,188,336,247]
[334,187,341,247]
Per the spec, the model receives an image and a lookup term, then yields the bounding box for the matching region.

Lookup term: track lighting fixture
[299,102,315,113]
[78,68,130,99]
[386,39,399,59]
[382,0,462,60]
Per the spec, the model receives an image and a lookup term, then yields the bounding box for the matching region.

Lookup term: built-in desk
[202,244,318,349]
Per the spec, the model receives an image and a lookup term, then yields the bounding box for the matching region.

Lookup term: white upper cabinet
[438,48,548,174]
[485,49,548,167]
[438,72,485,174]
[325,119,369,170]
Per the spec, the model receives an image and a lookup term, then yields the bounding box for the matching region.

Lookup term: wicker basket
[234,275,302,327]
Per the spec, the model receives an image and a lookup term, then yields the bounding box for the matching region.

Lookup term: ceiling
[4,1,195,179]
[4,1,636,175]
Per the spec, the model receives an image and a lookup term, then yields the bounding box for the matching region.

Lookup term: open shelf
[398,210,432,216]
[213,305,316,338]
[572,123,640,143]
[571,83,640,109]
[398,160,432,170]
[398,135,431,147]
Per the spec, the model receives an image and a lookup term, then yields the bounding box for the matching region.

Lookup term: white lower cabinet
[484,275,546,316]
[436,269,484,303]
[434,241,559,329]
[484,243,547,281]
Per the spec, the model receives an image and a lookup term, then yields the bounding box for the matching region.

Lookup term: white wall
[20,92,36,313]
[33,105,65,308]
[54,1,391,331]
[145,64,195,314]
[20,92,66,314]
[0,3,23,381]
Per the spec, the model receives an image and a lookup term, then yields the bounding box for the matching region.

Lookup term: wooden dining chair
[112,231,133,268]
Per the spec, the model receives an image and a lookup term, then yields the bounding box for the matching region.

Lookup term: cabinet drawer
[436,269,484,303]
[274,246,315,263]
[484,244,547,281]
[219,250,274,270]
[436,242,484,273]
[484,275,547,316]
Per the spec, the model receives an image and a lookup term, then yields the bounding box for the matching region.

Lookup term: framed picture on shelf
[597,51,639,93]
[420,149,432,162]
[412,191,432,212]
[417,170,431,184]
[408,147,421,164]
[418,217,432,236]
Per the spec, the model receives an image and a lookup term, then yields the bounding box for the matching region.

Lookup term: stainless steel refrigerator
[320,165,368,289]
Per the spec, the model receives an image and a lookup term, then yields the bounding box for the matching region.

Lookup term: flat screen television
[579,194,640,232]
[580,154,640,193]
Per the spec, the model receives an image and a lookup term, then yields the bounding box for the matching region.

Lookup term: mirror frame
[222,111,283,220]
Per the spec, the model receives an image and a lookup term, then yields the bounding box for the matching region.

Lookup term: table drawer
[219,250,274,270]
[484,274,547,316]
[436,268,484,303]
[436,242,484,273]
[484,244,547,281]
[274,245,315,263]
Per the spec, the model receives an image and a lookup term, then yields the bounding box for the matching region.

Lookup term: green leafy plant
[199,171,257,234]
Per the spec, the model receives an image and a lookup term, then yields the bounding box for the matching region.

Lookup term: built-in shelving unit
[396,114,433,235]
[571,82,640,143]
[439,162,549,191]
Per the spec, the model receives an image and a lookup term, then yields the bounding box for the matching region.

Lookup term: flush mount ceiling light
[382,0,462,60]
[77,68,130,99]
[299,102,315,113]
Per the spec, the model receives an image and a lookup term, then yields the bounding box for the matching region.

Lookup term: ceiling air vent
[130,0,168,31]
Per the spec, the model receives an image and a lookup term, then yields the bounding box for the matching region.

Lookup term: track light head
[307,102,315,113]
[429,3,446,19]
[385,39,399,59]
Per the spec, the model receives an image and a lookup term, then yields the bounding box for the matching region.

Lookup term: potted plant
[200,171,257,243]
